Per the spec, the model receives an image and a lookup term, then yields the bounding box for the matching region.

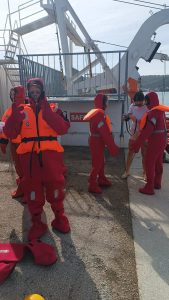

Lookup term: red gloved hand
[0,144,7,154]
[56,108,63,115]
[41,97,70,135]
[56,109,69,122]
[131,141,140,153]
[41,97,51,118]
[12,103,25,122]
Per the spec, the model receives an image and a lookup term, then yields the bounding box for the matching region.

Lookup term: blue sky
[1,0,169,76]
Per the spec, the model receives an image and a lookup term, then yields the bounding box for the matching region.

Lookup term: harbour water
[156,91,169,106]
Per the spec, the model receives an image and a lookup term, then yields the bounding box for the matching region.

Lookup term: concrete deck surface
[128,152,169,300]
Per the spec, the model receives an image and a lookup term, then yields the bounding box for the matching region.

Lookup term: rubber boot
[63,166,68,177]
[154,169,162,190]
[11,178,24,199]
[28,215,48,241]
[46,184,70,233]
[98,176,112,187]
[11,187,24,199]
[51,210,70,233]
[21,194,27,204]
[88,181,102,193]
[154,184,161,190]
[139,183,154,195]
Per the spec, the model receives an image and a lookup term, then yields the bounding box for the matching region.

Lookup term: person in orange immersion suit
[0,86,25,199]
[163,116,169,162]
[131,91,167,195]
[84,93,119,194]
[4,78,70,240]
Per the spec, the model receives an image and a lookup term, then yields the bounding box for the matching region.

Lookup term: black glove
[122,113,130,122]
[61,111,69,122]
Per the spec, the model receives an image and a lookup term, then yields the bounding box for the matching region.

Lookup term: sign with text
[70,112,87,122]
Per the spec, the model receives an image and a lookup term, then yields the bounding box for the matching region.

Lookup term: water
[156,91,169,106]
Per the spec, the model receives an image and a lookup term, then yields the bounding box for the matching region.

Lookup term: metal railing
[18,50,128,99]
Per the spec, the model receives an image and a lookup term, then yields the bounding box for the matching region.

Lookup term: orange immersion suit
[4,78,70,241]
[132,92,168,195]
[84,94,119,194]
[0,86,25,199]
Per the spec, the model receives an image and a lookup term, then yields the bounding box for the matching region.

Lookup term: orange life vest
[105,115,112,133]
[140,104,169,130]
[83,108,112,133]
[83,108,104,121]
[17,105,64,154]
[0,107,21,144]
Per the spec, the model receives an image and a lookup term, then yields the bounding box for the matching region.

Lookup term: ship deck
[0,146,168,299]
[0,147,138,300]
[128,150,169,300]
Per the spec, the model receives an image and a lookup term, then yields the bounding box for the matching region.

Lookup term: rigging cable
[93,40,127,48]
[112,0,163,10]
[131,0,168,8]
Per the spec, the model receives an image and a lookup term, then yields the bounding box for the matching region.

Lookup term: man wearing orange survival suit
[131,91,167,195]
[0,86,25,199]
[83,94,119,194]
[4,78,70,241]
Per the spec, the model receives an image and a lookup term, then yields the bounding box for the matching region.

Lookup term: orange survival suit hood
[145,91,159,110]
[27,78,44,102]
[27,77,44,90]
[94,94,108,110]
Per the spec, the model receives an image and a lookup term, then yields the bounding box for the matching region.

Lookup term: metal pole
[7,0,12,31]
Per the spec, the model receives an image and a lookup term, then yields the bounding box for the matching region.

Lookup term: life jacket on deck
[17,105,64,154]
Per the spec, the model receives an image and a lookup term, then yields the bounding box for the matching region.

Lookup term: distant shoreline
[140,75,169,92]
